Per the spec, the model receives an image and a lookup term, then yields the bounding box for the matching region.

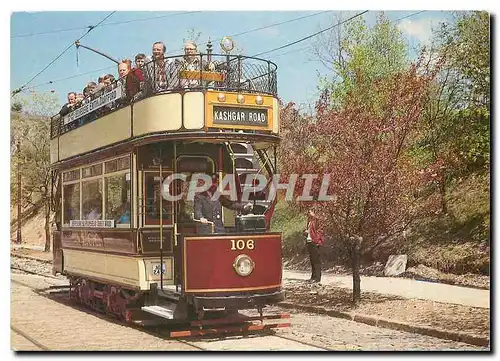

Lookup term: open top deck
[49,54,280,167]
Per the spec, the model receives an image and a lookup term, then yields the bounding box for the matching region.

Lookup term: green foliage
[271,201,306,255]
[322,13,409,110]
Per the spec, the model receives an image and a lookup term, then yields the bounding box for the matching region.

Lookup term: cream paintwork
[52,92,280,164]
[183,92,205,130]
[58,107,131,161]
[50,138,59,164]
[133,93,182,136]
[272,98,279,134]
[63,249,174,290]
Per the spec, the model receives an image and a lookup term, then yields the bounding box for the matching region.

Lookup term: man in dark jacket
[194,174,253,234]
[59,92,77,117]
[305,210,324,283]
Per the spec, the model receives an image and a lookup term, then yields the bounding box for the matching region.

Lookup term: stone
[384,255,408,276]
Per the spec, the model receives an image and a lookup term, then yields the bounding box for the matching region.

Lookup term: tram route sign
[212,106,268,127]
[69,220,115,228]
[63,86,123,125]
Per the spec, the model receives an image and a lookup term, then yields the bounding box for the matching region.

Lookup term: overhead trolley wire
[11,11,200,39]
[271,10,428,58]
[11,11,116,97]
[169,10,332,54]
[252,10,369,57]
[24,10,333,90]
[230,10,331,37]
[24,65,117,91]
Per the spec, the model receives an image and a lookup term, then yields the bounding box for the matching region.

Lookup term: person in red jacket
[305,210,324,283]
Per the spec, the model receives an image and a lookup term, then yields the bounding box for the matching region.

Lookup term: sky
[10,10,455,111]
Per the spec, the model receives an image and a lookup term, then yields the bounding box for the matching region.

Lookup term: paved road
[283,270,489,309]
[11,273,483,351]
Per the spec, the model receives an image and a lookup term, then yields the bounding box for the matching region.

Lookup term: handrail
[50,53,278,139]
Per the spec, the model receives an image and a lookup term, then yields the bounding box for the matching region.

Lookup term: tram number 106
[230,239,255,251]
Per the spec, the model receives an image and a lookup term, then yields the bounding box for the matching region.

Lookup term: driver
[194,174,253,234]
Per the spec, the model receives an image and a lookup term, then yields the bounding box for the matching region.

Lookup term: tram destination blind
[212,106,268,127]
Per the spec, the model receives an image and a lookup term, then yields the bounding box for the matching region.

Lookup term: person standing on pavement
[305,210,324,283]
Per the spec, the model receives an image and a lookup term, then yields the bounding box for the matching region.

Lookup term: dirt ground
[283,280,490,338]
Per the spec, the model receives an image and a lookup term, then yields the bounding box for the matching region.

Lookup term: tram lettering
[230,239,255,251]
[212,106,268,127]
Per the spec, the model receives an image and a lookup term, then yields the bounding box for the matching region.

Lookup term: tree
[11,92,58,252]
[281,14,436,304]
[412,11,490,214]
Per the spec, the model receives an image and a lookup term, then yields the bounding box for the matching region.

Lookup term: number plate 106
[230,239,255,251]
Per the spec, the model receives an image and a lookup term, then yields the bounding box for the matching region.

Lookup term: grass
[271,201,307,256]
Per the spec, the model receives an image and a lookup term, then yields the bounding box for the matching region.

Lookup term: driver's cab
[137,141,273,237]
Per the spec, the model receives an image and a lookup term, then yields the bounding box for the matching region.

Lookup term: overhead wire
[271,10,428,58]
[169,10,332,54]
[23,10,333,90]
[252,10,369,57]
[11,11,200,39]
[11,11,116,97]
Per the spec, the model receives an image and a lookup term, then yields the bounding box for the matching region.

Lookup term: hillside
[272,172,490,276]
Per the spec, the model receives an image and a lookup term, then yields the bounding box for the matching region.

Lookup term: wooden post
[16,140,22,244]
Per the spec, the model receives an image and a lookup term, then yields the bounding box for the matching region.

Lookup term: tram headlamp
[217,93,226,102]
[237,94,245,104]
[220,36,235,53]
[233,254,254,277]
[255,96,264,105]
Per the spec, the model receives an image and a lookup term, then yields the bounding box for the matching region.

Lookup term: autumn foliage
[279,65,439,261]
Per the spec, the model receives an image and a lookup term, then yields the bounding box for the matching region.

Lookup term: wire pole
[16,140,22,244]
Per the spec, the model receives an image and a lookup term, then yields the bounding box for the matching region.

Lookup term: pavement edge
[278,302,490,348]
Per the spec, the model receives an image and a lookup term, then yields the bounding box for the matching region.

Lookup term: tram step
[141,304,176,319]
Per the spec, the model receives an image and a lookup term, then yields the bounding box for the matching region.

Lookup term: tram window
[176,173,194,223]
[82,179,103,220]
[63,183,80,225]
[144,173,172,225]
[105,173,131,225]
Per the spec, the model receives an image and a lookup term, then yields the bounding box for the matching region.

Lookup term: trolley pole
[16,140,22,244]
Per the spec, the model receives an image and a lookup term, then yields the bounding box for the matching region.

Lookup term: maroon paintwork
[61,229,137,254]
[182,233,282,293]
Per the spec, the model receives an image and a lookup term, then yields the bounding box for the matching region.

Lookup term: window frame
[61,154,131,228]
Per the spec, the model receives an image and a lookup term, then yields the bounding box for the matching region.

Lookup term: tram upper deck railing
[50,54,278,139]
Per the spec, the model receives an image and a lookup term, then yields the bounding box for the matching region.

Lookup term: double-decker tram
[49,39,289,336]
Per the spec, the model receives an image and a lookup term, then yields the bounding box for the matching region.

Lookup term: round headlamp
[220,36,235,53]
[255,95,264,105]
[237,94,245,104]
[217,93,226,102]
[233,254,255,277]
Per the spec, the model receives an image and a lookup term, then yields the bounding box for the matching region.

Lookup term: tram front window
[82,179,103,220]
[105,173,131,225]
[144,173,172,225]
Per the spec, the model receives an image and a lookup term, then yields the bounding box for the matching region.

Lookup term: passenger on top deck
[91,75,107,97]
[143,41,175,93]
[59,92,77,117]
[103,74,116,90]
[134,53,147,71]
[83,82,97,99]
[118,58,143,103]
[175,40,214,89]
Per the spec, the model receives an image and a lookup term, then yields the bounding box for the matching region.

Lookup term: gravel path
[284,270,490,308]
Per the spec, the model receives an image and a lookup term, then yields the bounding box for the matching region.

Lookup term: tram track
[11,325,50,351]
[11,261,327,351]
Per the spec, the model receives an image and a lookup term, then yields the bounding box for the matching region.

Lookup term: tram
[49,38,289,336]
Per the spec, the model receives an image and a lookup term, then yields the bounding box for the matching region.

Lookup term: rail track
[10,255,327,351]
